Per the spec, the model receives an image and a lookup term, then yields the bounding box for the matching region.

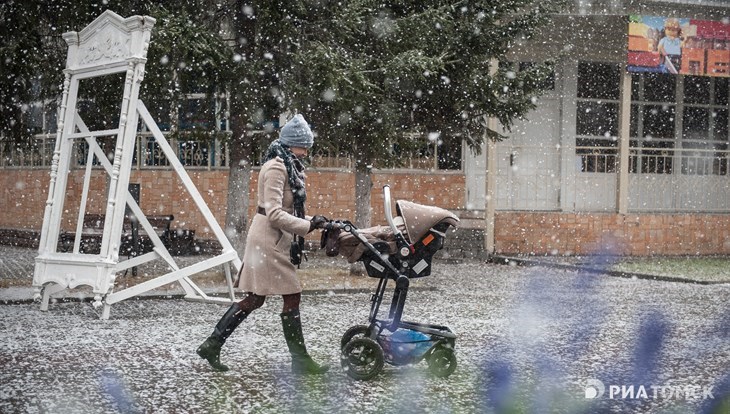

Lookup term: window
[179,95,216,131]
[630,73,677,174]
[577,101,619,137]
[639,73,676,102]
[575,64,730,176]
[680,76,729,175]
[415,138,463,170]
[627,73,729,176]
[578,62,620,100]
[684,76,711,104]
[387,135,463,170]
[575,62,621,173]
[518,62,556,91]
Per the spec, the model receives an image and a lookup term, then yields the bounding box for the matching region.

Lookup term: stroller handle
[383,185,404,241]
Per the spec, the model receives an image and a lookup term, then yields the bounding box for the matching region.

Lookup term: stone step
[449,209,486,229]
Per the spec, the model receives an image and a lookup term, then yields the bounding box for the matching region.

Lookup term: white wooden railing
[0,133,232,170]
[1,132,442,171]
[575,145,730,176]
[575,145,730,212]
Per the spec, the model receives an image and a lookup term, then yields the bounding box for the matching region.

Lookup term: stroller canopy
[395,200,459,243]
[333,199,460,263]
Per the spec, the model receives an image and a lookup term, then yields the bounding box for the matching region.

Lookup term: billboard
[627,15,730,77]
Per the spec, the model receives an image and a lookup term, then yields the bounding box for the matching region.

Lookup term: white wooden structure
[32,10,241,319]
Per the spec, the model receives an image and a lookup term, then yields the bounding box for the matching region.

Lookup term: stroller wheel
[340,325,369,351]
[427,347,457,378]
[341,337,384,381]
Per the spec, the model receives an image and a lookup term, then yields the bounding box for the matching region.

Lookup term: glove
[321,226,341,257]
[309,215,329,232]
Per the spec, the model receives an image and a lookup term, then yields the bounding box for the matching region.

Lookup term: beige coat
[236,157,311,295]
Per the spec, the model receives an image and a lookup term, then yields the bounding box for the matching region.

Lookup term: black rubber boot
[280,310,330,375]
[197,302,249,372]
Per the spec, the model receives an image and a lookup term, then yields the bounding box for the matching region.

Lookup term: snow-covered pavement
[1,258,729,413]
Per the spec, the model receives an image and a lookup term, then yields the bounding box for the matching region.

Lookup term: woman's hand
[309,215,329,232]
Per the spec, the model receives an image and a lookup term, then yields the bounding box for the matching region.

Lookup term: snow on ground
[1,261,729,413]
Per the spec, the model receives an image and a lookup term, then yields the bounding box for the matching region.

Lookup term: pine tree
[234,0,567,228]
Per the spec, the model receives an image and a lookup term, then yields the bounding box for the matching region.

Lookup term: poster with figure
[627,15,730,77]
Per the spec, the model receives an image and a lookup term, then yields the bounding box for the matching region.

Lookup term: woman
[196,114,329,374]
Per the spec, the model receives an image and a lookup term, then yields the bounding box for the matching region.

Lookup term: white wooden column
[559,59,579,212]
[617,67,632,214]
[484,59,499,253]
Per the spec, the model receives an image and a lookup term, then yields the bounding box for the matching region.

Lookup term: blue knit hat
[279,114,314,148]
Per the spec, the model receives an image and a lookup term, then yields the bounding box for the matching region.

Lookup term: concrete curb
[0,285,438,306]
[491,255,728,285]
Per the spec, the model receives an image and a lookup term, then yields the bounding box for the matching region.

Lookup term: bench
[59,213,174,255]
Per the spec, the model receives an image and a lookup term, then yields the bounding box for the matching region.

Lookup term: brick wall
[0,170,48,230]
[306,170,465,225]
[4,168,729,256]
[0,168,464,239]
[0,169,231,233]
[495,212,730,256]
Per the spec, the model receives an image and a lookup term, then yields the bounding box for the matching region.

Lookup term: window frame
[575,61,622,173]
[575,61,730,176]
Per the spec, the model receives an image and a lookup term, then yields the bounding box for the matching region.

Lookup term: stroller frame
[337,185,457,380]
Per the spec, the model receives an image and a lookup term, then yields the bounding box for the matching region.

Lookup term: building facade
[464,0,730,255]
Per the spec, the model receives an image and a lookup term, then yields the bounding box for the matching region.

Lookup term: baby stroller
[325,185,459,380]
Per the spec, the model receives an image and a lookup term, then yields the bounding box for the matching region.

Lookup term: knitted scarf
[263,139,307,218]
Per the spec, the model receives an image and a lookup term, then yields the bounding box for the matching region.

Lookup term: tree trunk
[354,167,372,228]
[225,150,249,255]
[222,0,261,257]
[224,110,253,256]
[350,165,373,275]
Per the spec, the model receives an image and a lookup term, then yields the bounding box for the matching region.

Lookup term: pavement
[1,247,729,413]
[4,244,728,305]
